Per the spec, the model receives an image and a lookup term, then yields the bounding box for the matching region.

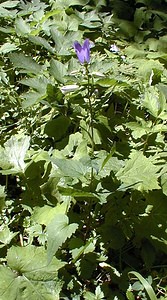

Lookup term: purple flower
[73,39,90,64]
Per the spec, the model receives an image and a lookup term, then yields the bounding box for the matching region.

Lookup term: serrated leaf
[0,1,19,8]
[142,86,166,118]
[116,150,160,191]
[21,91,46,108]
[20,76,48,93]
[15,17,31,36]
[0,225,18,247]
[47,214,78,263]
[29,35,55,53]
[0,42,17,54]
[84,286,105,300]
[20,77,48,108]
[52,157,89,179]
[125,120,152,139]
[50,59,67,83]
[9,53,43,74]
[161,171,167,196]
[136,191,167,252]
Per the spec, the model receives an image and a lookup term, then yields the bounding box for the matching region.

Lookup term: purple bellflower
[73,39,90,64]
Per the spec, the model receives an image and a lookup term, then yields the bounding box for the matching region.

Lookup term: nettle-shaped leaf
[50,59,68,84]
[1,134,30,174]
[9,53,43,74]
[116,150,160,192]
[125,118,153,139]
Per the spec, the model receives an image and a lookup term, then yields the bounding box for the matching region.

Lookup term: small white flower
[110,43,119,53]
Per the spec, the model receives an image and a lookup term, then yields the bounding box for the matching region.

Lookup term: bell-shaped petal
[73,39,90,64]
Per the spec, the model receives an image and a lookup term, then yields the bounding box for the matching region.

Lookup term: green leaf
[52,157,89,179]
[0,265,19,300]
[135,191,167,252]
[58,186,96,198]
[7,245,65,278]
[84,286,105,300]
[32,203,68,226]
[0,225,18,248]
[28,36,55,53]
[20,77,48,93]
[142,86,166,118]
[44,116,71,140]
[125,118,153,139]
[116,150,160,192]
[20,77,48,108]
[50,59,67,83]
[15,17,31,36]
[47,214,78,263]
[0,186,6,211]
[161,172,167,196]
[9,53,43,74]
[21,91,46,108]
[0,42,17,54]
[1,134,30,174]
[1,245,64,299]
[0,1,19,8]
[126,290,135,300]
[70,238,95,263]
[96,78,117,87]
[128,271,157,300]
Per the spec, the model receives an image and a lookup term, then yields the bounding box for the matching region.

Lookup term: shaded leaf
[44,116,70,141]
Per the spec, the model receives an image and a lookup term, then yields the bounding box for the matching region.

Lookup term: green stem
[85,64,95,154]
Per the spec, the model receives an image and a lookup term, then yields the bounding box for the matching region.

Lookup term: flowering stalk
[73,39,94,154]
[73,39,95,191]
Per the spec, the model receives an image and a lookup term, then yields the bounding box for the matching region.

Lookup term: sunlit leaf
[9,53,43,74]
[47,214,78,263]
[116,150,160,191]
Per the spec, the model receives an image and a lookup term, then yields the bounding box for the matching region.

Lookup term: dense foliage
[0,0,167,299]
